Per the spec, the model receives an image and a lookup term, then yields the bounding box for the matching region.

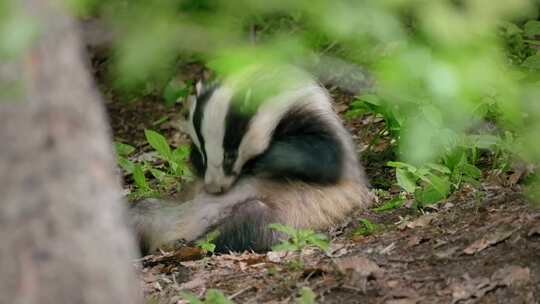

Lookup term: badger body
[131,65,372,253]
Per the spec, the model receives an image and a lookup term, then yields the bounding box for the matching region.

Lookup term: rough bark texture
[0,1,141,303]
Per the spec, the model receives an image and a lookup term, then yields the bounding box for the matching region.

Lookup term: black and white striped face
[187,65,346,195]
[187,80,289,194]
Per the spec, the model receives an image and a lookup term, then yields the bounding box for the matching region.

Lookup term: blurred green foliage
[2,0,540,203]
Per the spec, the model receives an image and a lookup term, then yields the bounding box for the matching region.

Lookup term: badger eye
[224,152,236,163]
[223,152,237,174]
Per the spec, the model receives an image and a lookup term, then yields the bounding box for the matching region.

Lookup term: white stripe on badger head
[200,85,235,189]
[187,96,203,163]
[233,83,327,174]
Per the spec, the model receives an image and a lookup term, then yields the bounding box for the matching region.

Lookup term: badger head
[186,78,278,194]
[185,65,343,195]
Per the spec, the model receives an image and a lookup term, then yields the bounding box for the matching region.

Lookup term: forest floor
[96,57,540,304]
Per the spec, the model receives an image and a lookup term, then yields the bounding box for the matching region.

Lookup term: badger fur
[130,64,372,254]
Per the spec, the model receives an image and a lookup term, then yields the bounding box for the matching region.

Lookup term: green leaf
[344,108,367,120]
[461,163,482,179]
[114,142,136,156]
[145,129,172,159]
[117,157,135,174]
[469,134,500,149]
[357,94,381,106]
[426,163,451,175]
[444,149,467,172]
[387,161,417,172]
[163,79,190,107]
[152,116,169,127]
[500,21,522,35]
[415,175,450,206]
[172,146,191,162]
[522,54,540,70]
[396,168,418,193]
[197,242,216,254]
[307,234,329,252]
[373,197,405,212]
[426,174,451,197]
[354,218,378,236]
[296,287,316,304]
[524,20,540,37]
[180,292,204,304]
[206,290,234,304]
[271,242,298,252]
[415,185,445,205]
[133,164,149,190]
[149,168,167,181]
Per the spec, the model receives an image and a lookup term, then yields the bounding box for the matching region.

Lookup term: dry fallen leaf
[449,265,531,303]
[463,226,517,255]
[336,256,382,293]
[179,277,205,290]
[398,214,436,230]
[406,235,427,247]
[266,251,288,263]
[450,275,494,304]
[492,265,531,287]
[434,246,459,259]
[335,256,381,277]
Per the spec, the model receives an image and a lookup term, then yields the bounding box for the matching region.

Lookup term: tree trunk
[0,1,141,303]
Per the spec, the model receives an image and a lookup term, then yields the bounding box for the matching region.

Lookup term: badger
[130,64,372,254]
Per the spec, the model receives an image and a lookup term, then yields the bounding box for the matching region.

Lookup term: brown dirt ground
[97,58,540,304]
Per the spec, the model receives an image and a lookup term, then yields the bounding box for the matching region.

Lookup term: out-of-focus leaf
[522,54,540,70]
[133,165,149,190]
[396,168,418,193]
[373,197,405,212]
[114,142,136,156]
[524,20,540,37]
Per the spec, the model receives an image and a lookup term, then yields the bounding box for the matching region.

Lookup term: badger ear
[195,80,204,97]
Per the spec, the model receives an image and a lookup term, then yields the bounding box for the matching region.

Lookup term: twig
[229,286,255,300]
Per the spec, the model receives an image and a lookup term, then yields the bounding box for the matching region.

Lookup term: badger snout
[203,183,226,194]
[203,174,236,195]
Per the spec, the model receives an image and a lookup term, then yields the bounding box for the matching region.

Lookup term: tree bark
[0,1,141,303]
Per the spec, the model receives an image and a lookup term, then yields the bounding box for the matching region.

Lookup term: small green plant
[296,287,316,304]
[269,223,330,253]
[114,142,158,199]
[387,144,483,207]
[181,289,234,304]
[195,230,220,254]
[144,129,192,179]
[372,196,405,213]
[114,142,136,173]
[345,94,403,141]
[131,163,159,199]
[387,161,452,206]
[353,219,379,236]
[113,130,193,199]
